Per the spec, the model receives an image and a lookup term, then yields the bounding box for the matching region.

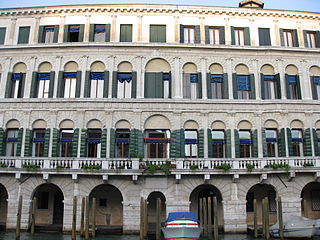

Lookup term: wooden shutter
[158,25,166,43]
[144,73,153,98]
[275,73,281,99]
[223,73,229,99]
[112,71,118,98]
[101,129,107,158]
[244,27,251,46]
[103,71,109,98]
[53,25,59,43]
[105,24,111,42]
[131,71,137,98]
[183,74,190,98]
[310,76,317,100]
[179,129,185,158]
[24,129,32,157]
[231,26,235,45]
[194,25,201,44]
[226,129,231,158]
[0,128,4,156]
[279,128,286,157]
[18,73,26,98]
[78,24,84,42]
[207,73,212,99]
[260,73,265,100]
[304,128,312,156]
[303,30,309,48]
[232,73,238,99]
[48,71,55,98]
[286,128,293,157]
[109,128,115,158]
[5,72,12,98]
[293,29,299,47]
[313,129,320,156]
[89,24,95,42]
[63,25,69,42]
[44,129,50,157]
[38,26,44,43]
[207,129,213,158]
[84,71,90,98]
[258,28,271,46]
[137,129,144,157]
[80,129,87,157]
[129,129,137,158]
[205,26,210,44]
[252,129,258,158]
[198,129,204,158]
[234,129,240,158]
[155,73,164,98]
[296,75,302,99]
[197,73,202,99]
[262,128,268,157]
[0,27,6,45]
[72,128,79,157]
[220,26,225,45]
[16,128,23,157]
[316,31,320,48]
[120,24,132,42]
[30,71,37,98]
[150,25,156,42]
[250,74,256,99]
[279,29,284,46]
[170,129,179,158]
[285,74,290,99]
[18,26,30,44]
[76,71,82,98]
[51,128,58,157]
[180,25,184,43]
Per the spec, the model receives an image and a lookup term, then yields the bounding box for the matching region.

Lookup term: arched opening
[182,63,201,99]
[310,66,320,100]
[285,64,301,100]
[32,183,64,231]
[189,184,224,229]
[89,184,123,233]
[246,184,277,226]
[210,121,227,158]
[147,191,166,234]
[0,184,8,230]
[88,61,106,98]
[234,64,253,100]
[208,63,226,99]
[183,120,199,158]
[301,182,320,219]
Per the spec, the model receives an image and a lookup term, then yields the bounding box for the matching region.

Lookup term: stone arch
[59,119,75,129]
[0,64,2,72]
[264,119,279,129]
[235,64,249,74]
[300,182,320,219]
[285,64,298,75]
[309,66,320,76]
[183,63,197,73]
[238,120,252,129]
[32,119,47,129]
[0,183,8,228]
[260,64,275,75]
[145,58,171,72]
[144,115,171,129]
[6,119,20,129]
[147,191,166,231]
[38,62,52,72]
[315,120,320,129]
[211,120,226,129]
[290,120,304,129]
[118,61,133,72]
[90,61,105,72]
[184,120,199,129]
[64,61,78,72]
[115,119,131,129]
[13,62,27,73]
[87,119,102,129]
[209,63,224,74]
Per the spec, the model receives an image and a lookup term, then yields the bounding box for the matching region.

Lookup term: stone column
[53,56,63,98]
[174,16,179,43]
[273,20,280,46]
[203,113,208,158]
[251,59,261,100]
[281,197,302,216]
[276,58,286,99]
[8,18,17,45]
[296,21,304,47]
[281,113,289,157]
[229,112,236,158]
[256,114,263,158]
[0,57,12,98]
[223,200,247,232]
[33,17,41,44]
[63,197,73,231]
[80,55,89,98]
[83,15,91,42]
[249,19,256,46]
[137,15,143,42]
[199,17,205,44]
[201,57,207,99]
[226,58,234,99]
[173,57,182,99]
[123,200,141,234]
[58,15,66,43]
[111,15,117,42]
[224,18,231,45]
[108,56,116,98]
[23,56,37,99]
[300,59,312,100]
[137,56,145,99]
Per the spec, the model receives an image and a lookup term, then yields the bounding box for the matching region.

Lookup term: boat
[269,214,316,238]
[315,219,320,236]
[162,212,202,240]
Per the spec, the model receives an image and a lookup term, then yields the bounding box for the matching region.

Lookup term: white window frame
[38,79,50,98]
[90,79,104,98]
[64,78,76,98]
[235,28,245,46]
[209,28,220,45]
[283,30,294,47]
[44,27,54,44]
[184,27,195,44]
[117,80,132,99]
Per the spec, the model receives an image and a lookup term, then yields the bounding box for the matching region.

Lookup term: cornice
[0,4,319,21]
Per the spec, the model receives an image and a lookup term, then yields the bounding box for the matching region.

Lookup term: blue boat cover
[166,212,198,223]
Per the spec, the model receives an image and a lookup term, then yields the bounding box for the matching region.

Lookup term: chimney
[239,0,264,9]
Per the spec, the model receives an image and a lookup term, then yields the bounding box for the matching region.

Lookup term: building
[0,0,319,234]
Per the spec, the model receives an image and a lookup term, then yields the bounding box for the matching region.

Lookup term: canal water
[1,232,320,240]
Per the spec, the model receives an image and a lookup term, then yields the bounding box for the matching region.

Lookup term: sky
[0,0,319,13]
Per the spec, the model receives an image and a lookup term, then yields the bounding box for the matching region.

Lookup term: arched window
[115,120,131,158]
[6,63,27,98]
[233,64,255,100]
[58,62,80,98]
[310,66,320,100]
[285,65,301,100]
[5,120,21,157]
[59,120,75,157]
[32,120,47,157]
[87,61,106,98]
[86,120,102,158]
[260,64,281,100]
[184,121,199,158]
[263,120,280,157]
[207,63,227,99]
[183,63,201,99]
[33,62,53,98]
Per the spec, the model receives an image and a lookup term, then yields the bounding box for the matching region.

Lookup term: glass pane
[212,130,224,139]
[185,130,197,139]
[266,129,277,139]
[239,131,251,139]
[7,129,18,138]
[291,129,302,139]
[61,129,74,139]
[190,82,197,99]
[163,80,169,99]
[184,27,195,44]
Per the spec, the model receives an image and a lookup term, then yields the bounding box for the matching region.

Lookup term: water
[0,232,320,240]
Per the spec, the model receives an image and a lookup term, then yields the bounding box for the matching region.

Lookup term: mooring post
[92,198,96,238]
[140,197,144,240]
[16,195,23,240]
[265,197,270,240]
[72,196,77,240]
[253,198,258,238]
[207,197,213,240]
[143,199,148,239]
[199,198,204,236]
[203,197,208,237]
[85,196,89,240]
[213,196,219,240]
[277,197,284,240]
[156,198,161,240]
[303,199,308,218]
[31,197,36,235]
[262,198,266,238]
[80,197,85,236]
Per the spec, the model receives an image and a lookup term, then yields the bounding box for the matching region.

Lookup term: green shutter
[120,24,132,42]
[48,71,55,98]
[0,128,4,156]
[112,71,118,98]
[145,73,155,98]
[76,71,81,98]
[24,129,32,157]
[109,128,115,158]
[180,129,185,158]
[262,128,268,157]
[38,26,44,43]
[137,129,144,157]
[232,73,238,99]
[204,26,210,44]
[316,31,320,48]
[279,128,286,157]
[231,26,235,45]
[17,73,26,98]
[244,27,251,46]
[18,26,30,44]
[250,74,256,99]
[72,128,79,157]
[220,26,225,45]
[129,129,137,157]
[207,73,212,99]
[170,129,178,158]
[0,27,6,45]
[252,129,258,158]
[101,129,107,158]
[296,75,302,99]
[80,129,87,157]
[197,73,202,99]
[287,128,293,157]
[198,129,204,158]
[285,74,290,99]
[195,25,201,44]
[304,128,312,157]
[150,25,156,42]
[261,73,265,100]
[57,71,64,98]
[84,71,90,98]
[63,25,69,42]
[310,76,317,100]
[103,71,109,98]
[16,128,23,157]
[180,25,184,43]
[223,73,229,99]
[207,129,213,158]
[53,25,59,43]
[44,129,50,157]
[78,24,84,42]
[89,24,95,42]
[275,73,281,99]
[131,71,137,98]
[51,128,59,157]
[234,129,240,158]
[279,29,284,46]
[313,129,320,156]
[303,30,309,48]
[156,73,164,98]
[30,71,37,98]
[105,24,111,42]
[226,129,231,158]
[5,72,12,98]
[293,29,299,47]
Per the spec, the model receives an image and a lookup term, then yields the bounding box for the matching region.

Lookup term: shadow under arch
[300,182,320,219]
[0,183,8,230]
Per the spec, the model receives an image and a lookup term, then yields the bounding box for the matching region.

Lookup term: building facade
[0,1,319,234]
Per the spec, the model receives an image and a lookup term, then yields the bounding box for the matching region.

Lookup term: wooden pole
[92,198,96,238]
[156,198,161,240]
[143,199,148,239]
[85,196,89,240]
[203,197,208,237]
[80,197,85,236]
[199,198,203,236]
[303,199,308,218]
[16,195,23,240]
[264,197,270,240]
[213,196,219,240]
[72,196,77,240]
[207,197,213,240]
[253,198,258,238]
[31,197,36,235]
[140,197,144,240]
[262,198,266,238]
[277,197,284,240]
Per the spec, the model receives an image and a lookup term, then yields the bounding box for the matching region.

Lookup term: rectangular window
[211,74,223,99]
[120,24,132,42]
[115,129,130,158]
[184,26,195,44]
[38,192,49,209]
[63,73,77,98]
[43,26,55,43]
[0,27,6,45]
[258,28,271,46]
[306,31,317,48]
[117,73,132,99]
[237,75,250,99]
[69,25,80,42]
[315,77,320,99]
[5,129,18,157]
[87,129,101,158]
[37,73,50,98]
[209,27,220,45]
[11,73,23,98]
[145,130,170,158]
[18,26,30,44]
[185,130,198,158]
[317,129,320,154]
[150,25,166,43]
[183,73,199,99]
[292,129,303,157]
[283,30,294,47]
[263,75,278,99]
[94,25,106,42]
[266,129,278,157]
[234,28,245,46]
[311,190,320,211]
[32,129,45,157]
[163,77,170,99]
[288,75,298,99]
[239,130,251,158]
[212,130,225,158]
[59,129,73,157]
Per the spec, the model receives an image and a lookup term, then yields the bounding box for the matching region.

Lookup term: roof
[239,0,264,8]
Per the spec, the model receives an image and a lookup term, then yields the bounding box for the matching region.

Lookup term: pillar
[223,200,247,232]
[8,18,17,45]
[83,15,91,42]
[276,58,286,99]
[173,57,182,99]
[111,15,117,42]
[32,17,41,44]
[123,200,141,234]
[58,15,66,43]
[226,58,234,99]
[0,57,12,98]
[53,56,63,98]
[201,57,208,99]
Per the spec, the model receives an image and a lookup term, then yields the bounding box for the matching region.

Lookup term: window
[5,129,18,157]
[306,31,317,48]
[63,73,77,98]
[87,129,101,158]
[42,26,55,43]
[210,74,224,99]
[150,25,166,43]
[144,73,170,99]
[117,73,132,99]
[184,26,195,44]
[183,73,199,99]
[239,130,251,158]
[287,75,299,99]
[115,129,130,158]
[292,129,303,157]
[93,25,106,42]
[17,26,30,44]
[38,192,49,209]
[0,27,6,45]
[32,129,45,157]
[311,190,320,211]
[120,24,132,42]
[265,129,278,157]
[145,130,170,158]
[212,130,225,158]
[209,27,220,45]
[59,129,73,157]
[90,72,104,98]
[10,73,23,98]
[234,28,245,46]
[317,129,320,153]
[258,28,271,46]
[99,198,107,207]
[263,75,278,99]
[37,73,50,98]
[283,30,294,47]
[185,130,198,158]
[237,75,251,99]
[69,25,80,42]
